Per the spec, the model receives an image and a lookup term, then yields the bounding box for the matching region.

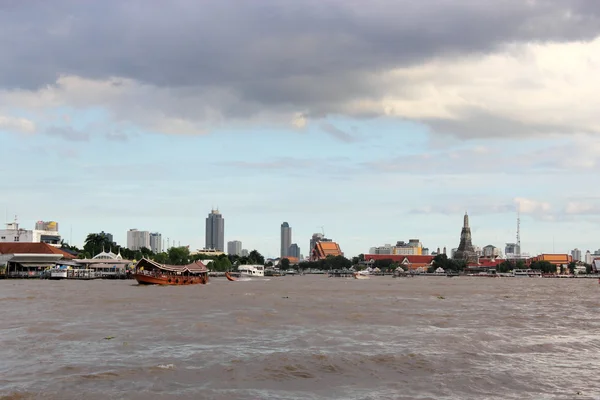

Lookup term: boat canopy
[135,258,208,274]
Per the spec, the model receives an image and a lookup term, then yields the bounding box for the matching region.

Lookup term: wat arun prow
[453,212,479,264]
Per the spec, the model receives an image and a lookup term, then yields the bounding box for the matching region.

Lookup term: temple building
[310,241,343,261]
[453,212,479,264]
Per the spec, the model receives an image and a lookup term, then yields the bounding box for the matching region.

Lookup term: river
[1,275,599,399]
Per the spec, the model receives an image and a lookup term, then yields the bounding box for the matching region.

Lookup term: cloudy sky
[2,0,600,257]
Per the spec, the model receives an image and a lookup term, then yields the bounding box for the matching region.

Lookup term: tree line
[66,233,268,271]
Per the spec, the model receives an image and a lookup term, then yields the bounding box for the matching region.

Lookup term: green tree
[248,250,265,265]
[280,258,291,270]
[497,260,513,273]
[167,246,190,265]
[153,252,168,264]
[530,260,556,274]
[568,261,576,275]
[209,255,232,272]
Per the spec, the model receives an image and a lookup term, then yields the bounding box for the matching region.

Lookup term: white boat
[49,269,68,279]
[353,272,370,280]
[237,265,265,277]
[512,269,542,277]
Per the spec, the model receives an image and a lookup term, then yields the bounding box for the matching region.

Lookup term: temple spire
[464,212,469,228]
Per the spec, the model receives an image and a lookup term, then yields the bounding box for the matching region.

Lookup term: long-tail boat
[133,258,209,285]
[225,271,237,281]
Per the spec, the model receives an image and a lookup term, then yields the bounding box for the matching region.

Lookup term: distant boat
[238,265,265,277]
[513,269,542,278]
[225,272,237,281]
[133,258,208,285]
[353,272,370,280]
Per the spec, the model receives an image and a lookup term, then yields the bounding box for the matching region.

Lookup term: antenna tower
[516,211,521,257]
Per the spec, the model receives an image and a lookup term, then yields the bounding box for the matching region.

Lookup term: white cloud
[514,197,552,214]
[0,115,36,134]
[352,37,600,137]
[565,201,600,215]
[292,113,307,128]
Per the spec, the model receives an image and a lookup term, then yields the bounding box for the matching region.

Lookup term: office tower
[205,209,225,251]
[281,222,292,258]
[227,240,242,256]
[288,243,300,259]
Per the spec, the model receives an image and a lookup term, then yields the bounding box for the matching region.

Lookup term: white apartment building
[0,220,61,247]
[127,229,150,251]
[149,232,162,254]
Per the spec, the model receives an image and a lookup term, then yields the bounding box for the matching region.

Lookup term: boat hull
[225,272,237,281]
[133,273,208,285]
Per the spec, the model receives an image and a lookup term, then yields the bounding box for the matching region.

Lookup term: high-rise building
[227,240,242,256]
[205,209,224,251]
[288,243,300,259]
[241,249,249,257]
[127,229,150,251]
[505,243,520,257]
[571,248,582,262]
[149,232,162,254]
[281,222,292,258]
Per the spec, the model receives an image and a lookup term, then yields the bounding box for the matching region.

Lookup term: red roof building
[311,241,343,261]
[0,242,76,259]
[364,254,435,271]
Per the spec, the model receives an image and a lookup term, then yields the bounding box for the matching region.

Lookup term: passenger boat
[238,265,265,277]
[133,258,209,285]
[48,267,68,280]
[512,269,542,278]
[225,271,237,281]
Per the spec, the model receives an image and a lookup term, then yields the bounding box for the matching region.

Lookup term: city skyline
[0,212,597,259]
[2,2,600,257]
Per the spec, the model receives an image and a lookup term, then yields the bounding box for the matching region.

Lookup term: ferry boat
[237,265,265,277]
[512,269,542,278]
[48,267,68,280]
[133,258,209,285]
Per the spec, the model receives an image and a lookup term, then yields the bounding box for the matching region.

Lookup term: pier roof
[0,243,77,259]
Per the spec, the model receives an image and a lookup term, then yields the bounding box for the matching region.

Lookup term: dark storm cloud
[1,0,599,91]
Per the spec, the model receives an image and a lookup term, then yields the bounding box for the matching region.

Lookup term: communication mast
[516,211,521,257]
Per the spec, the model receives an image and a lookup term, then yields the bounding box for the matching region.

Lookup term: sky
[2,0,600,258]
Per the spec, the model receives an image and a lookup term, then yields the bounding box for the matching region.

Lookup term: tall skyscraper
[205,209,224,251]
[280,222,292,258]
[149,232,162,254]
[227,240,242,256]
[127,229,150,251]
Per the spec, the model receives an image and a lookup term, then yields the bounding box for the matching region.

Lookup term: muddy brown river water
[1,275,599,399]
